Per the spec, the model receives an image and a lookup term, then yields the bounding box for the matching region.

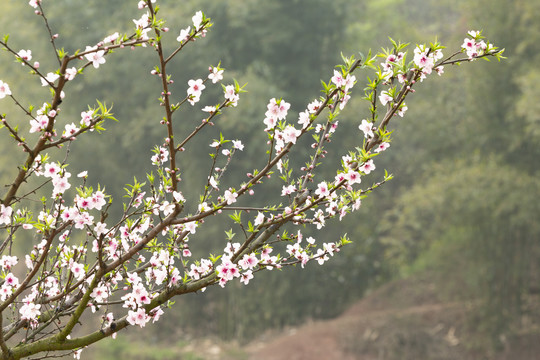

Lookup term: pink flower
[159,201,175,216]
[133,13,150,29]
[40,72,60,87]
[19,302,41,322]
[223,189,238,205]
[0,204,13,225]
[17,49,32,63]
[374,142,390,153]
[239,254,258,270]
[0,285,11,301]
[63,123,79,138]
[413,46,435,72]
[359,119,374,138]
[254,212,265,226]
[177,26,191,42]
[265,98,290,121]
[260,246,273,260]
[91,191,107,210]
[192,11,203,29]
[95,222,108,236]
[74,212,93,230]
[188,264,202,280]
[202,105,217,113]
[281,184,296,196]
[414,52,433,69]
[344,74,356,92]
[0,255,18,270]
[298,110,310,129]
[217,258,240,282]
[224,85,239,106]
[132,283,151,305]
[185,221,197,234]
[80,110,93,126]
[314,209,326,229]
[198,202,209,213]
[232,140,244,151]
[283,125,301,144]
[0,80,11,99]
[4,273,19,288]
[127,308,149,328]
[209,176,219,190]
[43,163,60,178]
[344,170,362,185]
[208,66,224,83]
[103,32,119,44]
[339,94,351,110]
[70,262,85,281]
[315,249,329,265]
[187,79,205,97]
[84,46,106,69]
[61,207,78,222]
[461,38,476,52]
[286,243,301,256]
[151,146,169,165]
[76,195,91,209]
[323,242,337,256]
[307,100,322,114]
[52,176,71,195]
[28,0,41,8]
[29,114,49,133]
[151,308,164,323]
[263,116,277,131]
[240,270,254,285]
[315,182,330,198]
[176,25,192,43]
[359,159,376,174]
[378,91,393,106]
[90,284,109,303]
[397,104,408,117]
[73,349,83,360]
[331,70,345,87]
[65,67,77,81]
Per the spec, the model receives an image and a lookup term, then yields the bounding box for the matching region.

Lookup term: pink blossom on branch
[0,1,504,354]
[28,0,41,9]
[0,80,11,98]
[359,119,374,138]
[0,205,12,225]
[84,46,106,69]
[17,49,32,63]
[177,26,191,42]
[208,66,224,83]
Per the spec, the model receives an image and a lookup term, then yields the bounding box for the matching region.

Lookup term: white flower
[0,80,11,98]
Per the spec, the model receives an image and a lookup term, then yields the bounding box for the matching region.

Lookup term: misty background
[1,0,539,359]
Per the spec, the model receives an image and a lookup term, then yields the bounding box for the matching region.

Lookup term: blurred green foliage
[1,0,538,356]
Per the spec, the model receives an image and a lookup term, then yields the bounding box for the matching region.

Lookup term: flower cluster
[263,98,290,130]
[177,11,207,43]
[0,1,504,354]
[413,44,444,80]
[461,30,496,59]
